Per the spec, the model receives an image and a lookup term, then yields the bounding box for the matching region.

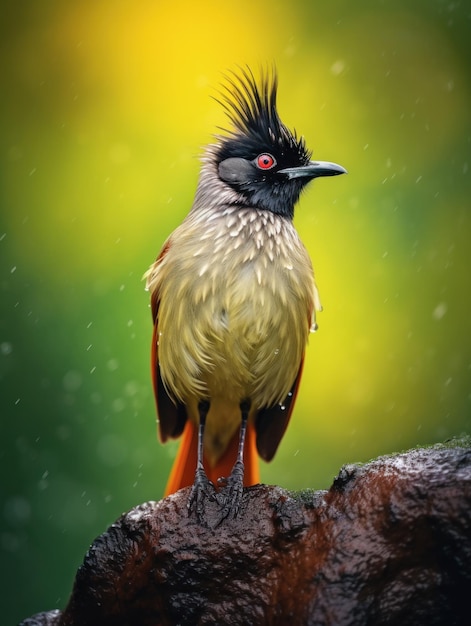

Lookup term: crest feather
[215,66,310,161]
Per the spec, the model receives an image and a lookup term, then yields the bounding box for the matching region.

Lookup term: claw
[217,475,228,488]
[215,460,245,524]
[188,467,217,522]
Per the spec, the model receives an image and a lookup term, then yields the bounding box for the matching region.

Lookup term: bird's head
[206,67,346,220]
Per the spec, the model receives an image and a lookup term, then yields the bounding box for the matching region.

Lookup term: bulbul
[145,67,346,520]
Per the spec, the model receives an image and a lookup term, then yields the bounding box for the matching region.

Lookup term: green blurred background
[1,0,470,622]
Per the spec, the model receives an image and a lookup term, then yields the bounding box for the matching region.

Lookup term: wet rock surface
[20,439,471,625]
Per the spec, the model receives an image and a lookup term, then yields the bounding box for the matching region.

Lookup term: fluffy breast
[146,207,319,409]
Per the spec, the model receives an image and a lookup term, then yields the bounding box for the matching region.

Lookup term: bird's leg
[188,399,216,519]
[216,399,250,522]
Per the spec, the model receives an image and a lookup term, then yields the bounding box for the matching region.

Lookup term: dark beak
[278,160,347,180]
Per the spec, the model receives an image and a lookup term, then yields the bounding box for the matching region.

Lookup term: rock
[20,439,471,625]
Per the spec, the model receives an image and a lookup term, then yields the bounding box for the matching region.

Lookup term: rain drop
[62,370,83,392]
[112,397,125,413]
[330,59,345,76]
[107,358,119,371]
[3,496,31,526]
[432,302,447,321]
[1,342,13,355]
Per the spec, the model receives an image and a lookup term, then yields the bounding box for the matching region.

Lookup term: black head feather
[212,67,315,218]
[215,66,311,166]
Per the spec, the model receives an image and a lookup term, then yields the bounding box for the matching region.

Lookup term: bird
[145,67,346,521]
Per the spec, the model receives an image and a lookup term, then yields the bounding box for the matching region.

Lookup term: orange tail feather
[164,421,260,497]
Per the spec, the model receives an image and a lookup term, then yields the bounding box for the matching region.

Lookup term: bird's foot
[215,460,245,524]
[188,466,217,522]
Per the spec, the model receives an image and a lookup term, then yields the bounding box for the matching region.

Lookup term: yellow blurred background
[1,0,470,621]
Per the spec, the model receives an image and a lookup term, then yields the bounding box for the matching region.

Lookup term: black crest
[215,67,311,165]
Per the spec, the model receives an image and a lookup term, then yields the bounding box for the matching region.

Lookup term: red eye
[256,153,276,170]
